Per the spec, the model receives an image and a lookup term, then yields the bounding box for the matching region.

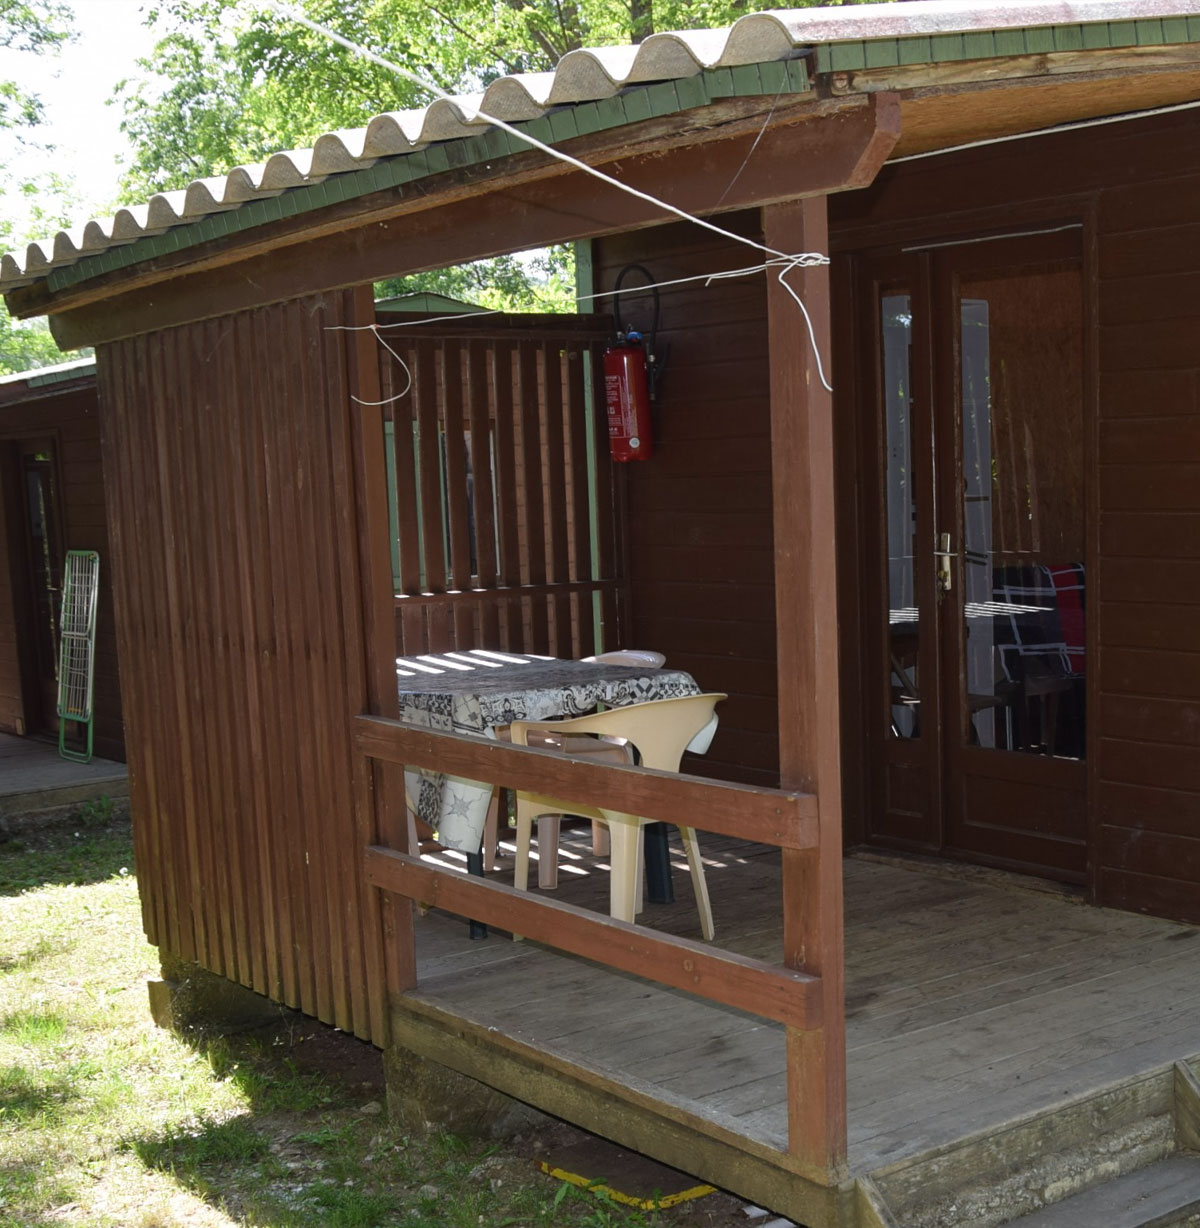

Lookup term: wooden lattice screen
[378,315,621,658]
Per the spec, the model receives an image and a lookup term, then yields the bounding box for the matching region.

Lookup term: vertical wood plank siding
[0,381,123,757]
[382,330,614,658]
[593,212,780,789]
[828,108,1200,925]
[97,291,387,1041]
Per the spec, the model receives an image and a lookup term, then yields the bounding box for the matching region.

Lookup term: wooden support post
[345,284,417,1010]
[765,197,848,1182]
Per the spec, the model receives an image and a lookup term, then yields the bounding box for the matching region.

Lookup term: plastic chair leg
[679,826,715,941]
[590,819,610,857]
[635,828,645,916]
[606,819,641,925]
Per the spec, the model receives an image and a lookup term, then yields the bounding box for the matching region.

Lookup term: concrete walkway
[0,733,128,816]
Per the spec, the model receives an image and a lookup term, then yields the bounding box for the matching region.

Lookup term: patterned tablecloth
[397,650,699,852]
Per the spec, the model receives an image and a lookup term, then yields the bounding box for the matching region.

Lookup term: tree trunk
[630,0,653,44]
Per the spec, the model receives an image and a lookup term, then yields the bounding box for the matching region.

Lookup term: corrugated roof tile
[5,0,1199,295]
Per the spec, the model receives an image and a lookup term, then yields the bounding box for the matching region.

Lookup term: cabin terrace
[5,4,1200,1224]
[0,359,124,761]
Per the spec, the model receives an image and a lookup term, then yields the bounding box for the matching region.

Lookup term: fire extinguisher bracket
[605,266,664,463]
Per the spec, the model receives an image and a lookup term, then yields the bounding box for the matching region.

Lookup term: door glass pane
[882,293,920,739]
[958,264,1085,759]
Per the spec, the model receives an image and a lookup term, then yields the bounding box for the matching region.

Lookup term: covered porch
[401,833,1200,1226]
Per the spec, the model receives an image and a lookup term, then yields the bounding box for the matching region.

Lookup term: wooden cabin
[4,2,1200,1223]
[0,359,124,760]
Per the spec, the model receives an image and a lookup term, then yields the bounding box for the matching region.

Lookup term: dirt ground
[273,1012,783,1227]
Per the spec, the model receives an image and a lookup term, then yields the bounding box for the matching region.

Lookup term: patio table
[396,649,700,856]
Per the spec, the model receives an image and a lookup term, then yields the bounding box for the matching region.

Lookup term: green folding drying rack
[57,550,100,764]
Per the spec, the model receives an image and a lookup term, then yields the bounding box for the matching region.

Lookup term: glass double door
[861,230,1088,883]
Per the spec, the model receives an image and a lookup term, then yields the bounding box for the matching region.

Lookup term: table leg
[643,822,674,904]
[465,851,488,940]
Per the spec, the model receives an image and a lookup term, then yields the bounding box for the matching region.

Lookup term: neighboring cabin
[0,359,123,760]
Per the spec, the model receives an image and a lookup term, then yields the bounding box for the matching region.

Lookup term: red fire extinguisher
[603,264,663,463]
[604,329,653,463]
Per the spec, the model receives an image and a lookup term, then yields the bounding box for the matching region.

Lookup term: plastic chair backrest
[581,649,666,669]
[512,693,726,773]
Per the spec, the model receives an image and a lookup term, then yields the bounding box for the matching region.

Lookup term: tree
[1,0,70,128]
[116,0,763,309]
[0,0,76,374]
[119,1,761,198]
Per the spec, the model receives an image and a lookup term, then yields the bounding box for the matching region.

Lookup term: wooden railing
[393,578,621,661]
[380,321,621,661]
[356,715,831,1149]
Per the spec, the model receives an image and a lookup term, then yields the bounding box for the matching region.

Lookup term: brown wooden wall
[0,380,123,758]
[828,108,1200,924]
[594,211,781,788]
[97,292,388,1042]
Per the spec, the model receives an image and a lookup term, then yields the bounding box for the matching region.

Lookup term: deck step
[868,1063,1186,1228]
[1000,1153,1200,1228]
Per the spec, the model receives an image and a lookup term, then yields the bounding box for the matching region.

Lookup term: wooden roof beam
[47,93,900,350]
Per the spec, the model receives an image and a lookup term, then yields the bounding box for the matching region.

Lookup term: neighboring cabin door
[7,438,65,735]
[857,230,1089,884]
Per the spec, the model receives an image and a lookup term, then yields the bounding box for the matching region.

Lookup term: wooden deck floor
[404,829,1200,1178]
[0,732,128,817]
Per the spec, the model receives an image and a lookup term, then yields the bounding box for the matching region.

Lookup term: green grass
[0,813,739,1228]
[0,813,132,896]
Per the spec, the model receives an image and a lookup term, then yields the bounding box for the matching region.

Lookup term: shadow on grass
[0,934,57,972]
[126,1109,404,1228]
[120,1020,411,1228]
[0,816,133,896]
[0,1156,76,1228]
[121,1021,670,1228]
[0,1063,80,1127]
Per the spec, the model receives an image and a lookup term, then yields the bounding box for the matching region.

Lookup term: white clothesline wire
[334,254,833,406]
[259,1,834,394]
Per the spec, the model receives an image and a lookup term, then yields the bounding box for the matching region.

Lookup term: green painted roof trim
[44,56,810,297]
[0,358,96,389]
[26,360,96,385]
[816,15,1200,73]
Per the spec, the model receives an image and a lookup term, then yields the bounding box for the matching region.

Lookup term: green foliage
[115,0,764,309]
[0,813,131,895]
[0,0,72,129]
[0,0,77,374]
[119,0,763,199]
[0,312,62,373]
[376,246,577,312]
[76,794,115,828]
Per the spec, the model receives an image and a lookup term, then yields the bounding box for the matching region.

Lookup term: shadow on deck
[396,828,1200,1227]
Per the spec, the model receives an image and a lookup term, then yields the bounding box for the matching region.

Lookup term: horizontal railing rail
[354,716,818,849]
[356,714,822,1031]
[394,578,618,608]
[364,845,821,1029]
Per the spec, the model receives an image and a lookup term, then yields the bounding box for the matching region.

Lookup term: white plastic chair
[573,648,665,857]
[581,649,666,668]
[510,692,727,940]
